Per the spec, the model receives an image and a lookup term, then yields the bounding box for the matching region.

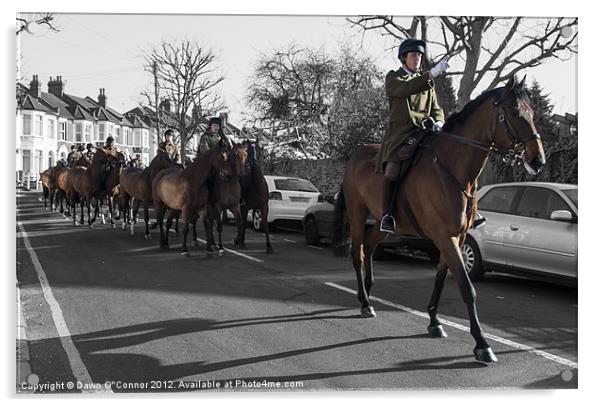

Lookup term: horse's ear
[519,74,527,88]
[506,75,517,89]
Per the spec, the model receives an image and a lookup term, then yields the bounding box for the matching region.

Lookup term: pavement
[15,190,578,393]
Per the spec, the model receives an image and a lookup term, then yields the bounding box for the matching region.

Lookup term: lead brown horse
[41,161,68,211]
[152,146,232,255]
[332,76,546,363]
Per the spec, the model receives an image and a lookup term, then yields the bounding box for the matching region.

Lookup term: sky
[18,13,578,127]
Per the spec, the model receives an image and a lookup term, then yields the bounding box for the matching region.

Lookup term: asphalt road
[16,190,578,392]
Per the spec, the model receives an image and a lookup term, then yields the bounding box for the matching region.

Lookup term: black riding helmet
[106,136,115,144]
[77,144,85,151]
[86,143,94,149]
[209,117,221,126]
[398,38,426,60]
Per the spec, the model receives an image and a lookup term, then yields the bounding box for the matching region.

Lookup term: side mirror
[325,195,335,205]
[550,210,573,222]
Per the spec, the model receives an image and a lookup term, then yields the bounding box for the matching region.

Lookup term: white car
[250,175,322,231]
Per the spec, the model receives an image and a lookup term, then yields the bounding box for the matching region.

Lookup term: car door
[502,186,577,278]
[475,186,521,266]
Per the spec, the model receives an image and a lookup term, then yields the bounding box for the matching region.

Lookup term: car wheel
[462,237,485,281]
[252,209,264,232]
[304,217,321,245]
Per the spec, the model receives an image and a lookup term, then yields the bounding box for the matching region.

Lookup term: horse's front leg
[426,262,449,338]
[180,208,190,256]
[143,199,151,240]
[437,236,496,363]
[260,203,273,254]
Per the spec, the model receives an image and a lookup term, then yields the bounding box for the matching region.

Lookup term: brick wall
[262,159,346,197]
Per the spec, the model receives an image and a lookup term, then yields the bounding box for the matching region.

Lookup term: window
[34,115,43,136]
[143,131,149,148]
[99,123,106,140]
[274,178,319,192]
[75,123,83,142]
[60,122,66,141]
[22,150,31,172]
[35,150,42,173]
[108,124,113,137]
[85,124,92,142]
[134,129,141,146]
[478,187,519,214]
[561,188,578,209]
[23,115,31,135]
[47,119,55,139]
[67,122,74,141]
[514,187,571,220]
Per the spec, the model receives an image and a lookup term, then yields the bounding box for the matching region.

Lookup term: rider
[196,117,232,156]
[102,136,120,157]
[159,129,182,164]
[85,143,95,162]
[377,38,448,234]
[67,144,80,167]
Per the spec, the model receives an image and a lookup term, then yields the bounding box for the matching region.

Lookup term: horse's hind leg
[155,203,168,249]
[143,200,151,240]
[426,263,449,338]
[260,203,273,254]
[233,205,248,249]
[180,209,190,256]
[362,225,386,297]
[436,236,496,363]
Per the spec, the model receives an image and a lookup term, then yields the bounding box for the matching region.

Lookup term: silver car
[463,182,577,284]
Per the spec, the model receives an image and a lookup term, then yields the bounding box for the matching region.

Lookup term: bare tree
[16,13,59,36]
[348,16,578,107]
[142,40,225,158]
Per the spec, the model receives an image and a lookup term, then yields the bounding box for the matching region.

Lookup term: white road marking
[196,238,264,263]
[325,281,578,369]
[307,245,324,250]
[17,222,113,393]
[284,239,296,243]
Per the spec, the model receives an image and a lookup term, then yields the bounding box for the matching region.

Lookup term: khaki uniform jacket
[102,145,120,158]
[197,131,225,155]
[375,68,444,172]
[67,151,81,167]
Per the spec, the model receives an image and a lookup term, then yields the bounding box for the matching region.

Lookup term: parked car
[463,182,578,284]
[302,192,439,261]
[250,175,323,231]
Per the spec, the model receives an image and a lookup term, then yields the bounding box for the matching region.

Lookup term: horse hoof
[89,225,93,229]
[266,246,274,254]
[112,224,116,229]
[145,234,150,240]
[130,230,134,236]
[360,306,376,318]
[427,324,448,338]
[474,347,498,364]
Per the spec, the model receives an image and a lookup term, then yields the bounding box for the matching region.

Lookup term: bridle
[436,87,540,166]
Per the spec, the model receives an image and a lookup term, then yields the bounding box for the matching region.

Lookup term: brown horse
[152,146,232,254]
[201,143,247,253]
[332,76,546,363]
[56,167,78,219]
[70,149,124,227]
[119,149,178,238]
[232,141,273,254]
[41,161,68,211]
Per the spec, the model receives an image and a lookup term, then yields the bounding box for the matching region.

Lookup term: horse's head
[208,146,233,179]
[493,75,546,175]
[230,143,248,178]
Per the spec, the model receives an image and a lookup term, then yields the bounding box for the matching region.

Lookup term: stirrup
[472,217,487,229]
[380,213,396,234]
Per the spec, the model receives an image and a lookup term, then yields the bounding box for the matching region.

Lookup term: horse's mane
[231,144,248,177]
[442,84,531,132]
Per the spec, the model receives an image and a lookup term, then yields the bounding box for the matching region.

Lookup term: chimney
[219,112,228,129]
[98,88,107,108]
[48,75,64,97]
[160,98,171,113]
[29,75,41,98]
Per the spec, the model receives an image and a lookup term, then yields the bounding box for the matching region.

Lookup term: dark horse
[152,146,232,255]
[119,149,180,238]
[70,149,125,227]
[332,76,546,363]
[232,141,273,254]
[202,143,248,253]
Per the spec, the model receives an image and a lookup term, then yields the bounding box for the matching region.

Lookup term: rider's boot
[379,177,397,234]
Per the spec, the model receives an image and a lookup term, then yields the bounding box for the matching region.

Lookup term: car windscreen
[561,188,578,208]
[274,179,319,193]
[477,186,519,213]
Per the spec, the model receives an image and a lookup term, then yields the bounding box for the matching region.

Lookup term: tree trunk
[457,19,486,108]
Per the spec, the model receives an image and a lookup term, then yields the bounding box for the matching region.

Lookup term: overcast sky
[18,13,577,126]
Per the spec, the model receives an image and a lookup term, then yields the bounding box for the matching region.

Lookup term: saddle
[397,128,432,183]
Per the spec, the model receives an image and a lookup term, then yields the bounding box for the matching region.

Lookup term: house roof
[39,92,75,119]
[72,105,95,121]
[20,94,54,113]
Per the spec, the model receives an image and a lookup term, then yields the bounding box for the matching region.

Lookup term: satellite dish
[560,25,573,38]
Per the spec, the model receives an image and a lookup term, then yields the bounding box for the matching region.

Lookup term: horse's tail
[332,186,348,257]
